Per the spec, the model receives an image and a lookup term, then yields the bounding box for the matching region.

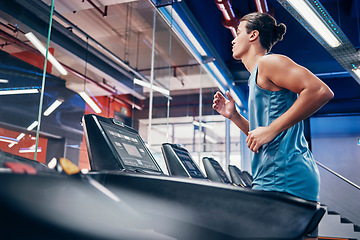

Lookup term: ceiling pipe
[254,0,269,13]
[0,29,38,55]
[215,0,270,37]
[0,29,143,110]
[214,0,240,37]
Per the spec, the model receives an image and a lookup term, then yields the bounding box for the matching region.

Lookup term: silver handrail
[316,161,360,191]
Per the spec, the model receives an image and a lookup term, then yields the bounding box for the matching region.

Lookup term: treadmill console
[202,157,231,184]
[161,143,206,179]
[228,165,252,187]
[82,114,163,174]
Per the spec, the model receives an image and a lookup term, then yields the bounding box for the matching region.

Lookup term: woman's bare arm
[213,91,249,135]
[246,54,334,153]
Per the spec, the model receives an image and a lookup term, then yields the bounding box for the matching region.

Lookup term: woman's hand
[213,91,250,135]
[213,91,236,119]
[246,126,279,153]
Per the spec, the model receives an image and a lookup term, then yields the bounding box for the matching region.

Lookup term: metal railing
[316,160,360,191]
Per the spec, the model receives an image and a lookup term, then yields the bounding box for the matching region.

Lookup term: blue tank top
[248,64,320,202]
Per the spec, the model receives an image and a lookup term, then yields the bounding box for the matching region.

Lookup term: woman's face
[231,21,251,60]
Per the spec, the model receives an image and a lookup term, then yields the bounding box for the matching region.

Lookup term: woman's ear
[249,30,259,42]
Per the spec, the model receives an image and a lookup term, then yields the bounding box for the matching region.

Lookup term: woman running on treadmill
[213,12,334,240]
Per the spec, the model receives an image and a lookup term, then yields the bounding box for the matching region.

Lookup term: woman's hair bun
[275,23,287,41]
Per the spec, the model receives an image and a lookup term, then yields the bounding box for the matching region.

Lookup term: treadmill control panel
[203,157,231,184]
[173,148,204,178]
[161,143,206,179]
[82,114,163,173]
[101,122,158,171]
[212,161,231,184]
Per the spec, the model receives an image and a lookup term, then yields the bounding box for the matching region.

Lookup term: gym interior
[0,0,359,239]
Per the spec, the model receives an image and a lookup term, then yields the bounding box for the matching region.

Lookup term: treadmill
[202,157,232,184]
[81,114,326,239]
[82,114,163,175]
[228,165,253,188]
[0,114,326,240]
[161,143,206,179]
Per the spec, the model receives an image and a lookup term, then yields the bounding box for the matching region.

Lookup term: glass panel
[0,0,244,174]
[0,0,54,165]
[135,3,243,176]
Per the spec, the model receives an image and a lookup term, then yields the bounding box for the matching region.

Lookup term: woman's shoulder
[261,53,291,63]
[258,54,295,71]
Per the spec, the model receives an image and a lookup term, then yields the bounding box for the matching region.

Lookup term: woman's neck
[242,47,267,73]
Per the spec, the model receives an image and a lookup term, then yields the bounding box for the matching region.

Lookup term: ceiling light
[193,120,213,129]
[19,146,42,153]
[8,133,26,148]
[165,7,207,56]
[27,121,39,131]
[353,68,360,78]
[134,78,170,96]
[0,88,39,95]
[43,99,63,116]
[25,32,68,75]
[0,79,9,83]
[287,0,341,48]
[16,133,26,141]
[208,62,227,86]
[160,6,245,109]
[205,135,217,144]
[79,91,102,113]
[0,136,18,144]
[229,88,243,109]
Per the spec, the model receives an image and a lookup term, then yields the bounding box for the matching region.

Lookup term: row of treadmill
[81,114,325,239]
[0,114,325,240]
[162,143,253,188]
[84,113,253,188]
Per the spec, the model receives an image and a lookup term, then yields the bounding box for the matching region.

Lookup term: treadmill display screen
[101,122,158,171]
[173,148,204,178]
[212,161,231,183]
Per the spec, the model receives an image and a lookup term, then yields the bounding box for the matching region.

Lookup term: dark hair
[240,12,286,52]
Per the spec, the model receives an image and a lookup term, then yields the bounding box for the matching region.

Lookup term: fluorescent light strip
[162,7,243,107]
[165,7,207,56]
[19,147,42,153]
[195,131,218,144]
[43,99,63,116]
[0,139,17,144]
[16,133,26,140]
[134,78,170,96]
[27,121,38,131]
[25,32,68,75]
[160,6,247,109]
[0,79,9,83]
[86,88,103,107]
[0,136,18,144]
[8,133,26,148]
[229,88,243,109]
[353,68,360,78]
[287,0,341,48]
[205,135,217,144]
[192,121,213,129]
[208,62,228,87]
[0,88,39,95]
[79,91,102,113]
